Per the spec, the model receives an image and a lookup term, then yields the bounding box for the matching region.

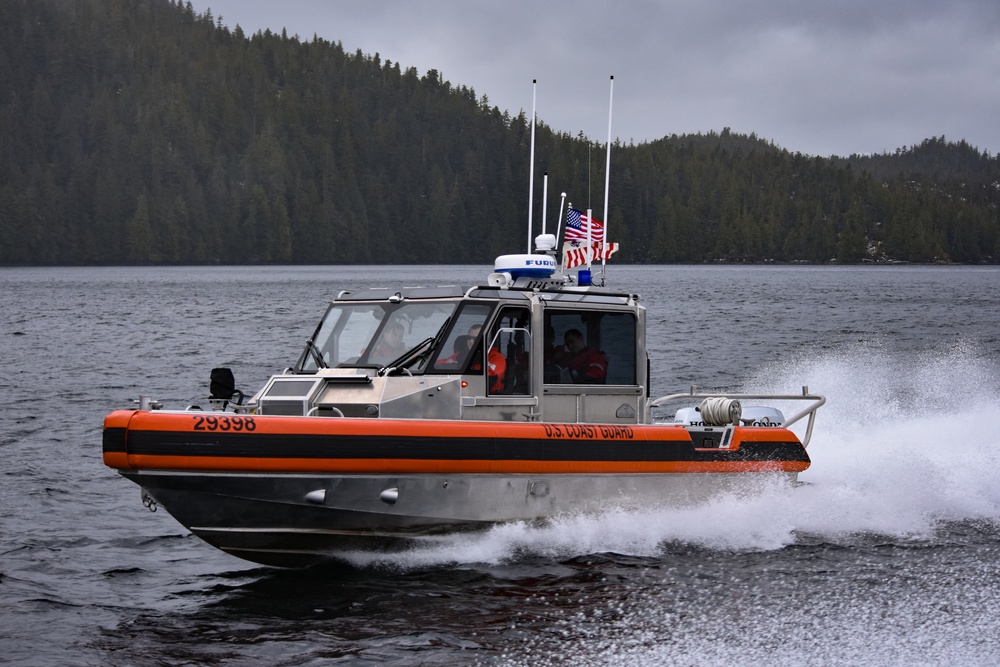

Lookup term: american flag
[564,208,605,243]
[562,242,619,269]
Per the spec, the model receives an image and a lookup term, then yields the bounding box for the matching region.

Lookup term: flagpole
[586,208,593,270]
[559,198,571,266]
[527,79,537,253]
[602,75,614,277]
[556,201,573,256]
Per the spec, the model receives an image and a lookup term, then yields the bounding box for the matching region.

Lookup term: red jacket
[566,346,607,383]
[486,347,506,392]
[469,346,506,392]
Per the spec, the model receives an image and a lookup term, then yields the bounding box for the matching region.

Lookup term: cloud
[193,0,1000,157]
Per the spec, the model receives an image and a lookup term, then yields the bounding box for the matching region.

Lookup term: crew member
[436,335,471,366]
[563,328,606,383]
[543,325,568,366]
[467,323,505,392]
[370,321,406,363]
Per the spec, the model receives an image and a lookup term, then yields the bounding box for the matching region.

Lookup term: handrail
[307,405,344,418]
[649,386,826,448]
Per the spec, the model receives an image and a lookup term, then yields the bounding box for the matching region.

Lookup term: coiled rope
[697,397,742,426]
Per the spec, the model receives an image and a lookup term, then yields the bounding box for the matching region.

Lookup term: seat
[210,367,245,406]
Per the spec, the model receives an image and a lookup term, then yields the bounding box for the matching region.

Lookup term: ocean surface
[1,264,999,666]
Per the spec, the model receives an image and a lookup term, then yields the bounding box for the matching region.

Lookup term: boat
[101,81,823,567]
[102,243,824,567]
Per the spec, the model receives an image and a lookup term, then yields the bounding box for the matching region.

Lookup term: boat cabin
[251,267,648,425]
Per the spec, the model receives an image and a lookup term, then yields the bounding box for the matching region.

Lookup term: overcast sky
[190,0,999,157]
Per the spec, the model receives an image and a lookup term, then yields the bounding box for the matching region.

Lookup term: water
[2,264,999,666]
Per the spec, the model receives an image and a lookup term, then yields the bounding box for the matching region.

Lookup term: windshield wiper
[378,315,454,376]
[380,337,434,375]
[305,339,328,369]
[429,316,452,355]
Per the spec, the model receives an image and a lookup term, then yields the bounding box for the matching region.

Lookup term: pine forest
[2,0,998,266]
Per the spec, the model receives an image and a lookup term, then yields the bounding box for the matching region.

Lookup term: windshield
[297,301,458,372]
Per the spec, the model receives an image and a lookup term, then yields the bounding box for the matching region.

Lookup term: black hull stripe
[103,427,127,453]
[123,431,809,463]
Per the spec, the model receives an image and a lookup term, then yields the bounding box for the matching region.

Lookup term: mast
[601,75,614,278]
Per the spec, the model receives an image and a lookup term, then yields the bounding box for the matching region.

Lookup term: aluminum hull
[129,469,797,567]
[106,409,810,566]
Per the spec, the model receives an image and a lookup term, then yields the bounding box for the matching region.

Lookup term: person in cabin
[369,320,407,363]
[467,323,506,392]
[436,335,472,366]
[486,345,506,393]
[562,328,607,383]
[543,325,569,383]
[505,313,531,393]
[543,325,568,366]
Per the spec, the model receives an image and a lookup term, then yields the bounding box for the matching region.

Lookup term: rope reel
[697,397,743,426]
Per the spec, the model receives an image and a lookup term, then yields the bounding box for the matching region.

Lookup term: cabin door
[460,305,539,421]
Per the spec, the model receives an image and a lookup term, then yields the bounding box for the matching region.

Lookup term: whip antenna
[527,79,537,253]
[541,172,549,235]
[602,75,614,278]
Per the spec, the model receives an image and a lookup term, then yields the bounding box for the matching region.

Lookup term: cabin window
[366,302,455,369]
[301,301,456,371]
[544,311,636,385]
[428,303,492,372]
[300,303,384,370]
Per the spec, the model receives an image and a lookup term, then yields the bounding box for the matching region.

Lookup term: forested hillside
[2,0,998,265]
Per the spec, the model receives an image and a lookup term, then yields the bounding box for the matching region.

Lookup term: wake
[338,341,1000,569]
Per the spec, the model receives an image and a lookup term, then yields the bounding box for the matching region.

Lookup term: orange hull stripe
[104,410,136,429]
[732,426,801,443]
[103,452,130,469]
[114,410,758,443]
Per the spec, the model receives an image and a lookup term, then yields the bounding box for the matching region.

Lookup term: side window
[599,314,637,385]
[487,307,531,395]
[544,311,636,385]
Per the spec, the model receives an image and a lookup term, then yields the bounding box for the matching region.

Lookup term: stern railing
[649,386,826,448]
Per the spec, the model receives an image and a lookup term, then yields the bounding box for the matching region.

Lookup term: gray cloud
[193,0,1000,156]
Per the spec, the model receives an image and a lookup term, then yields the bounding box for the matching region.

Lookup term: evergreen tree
[0,0,997,266]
